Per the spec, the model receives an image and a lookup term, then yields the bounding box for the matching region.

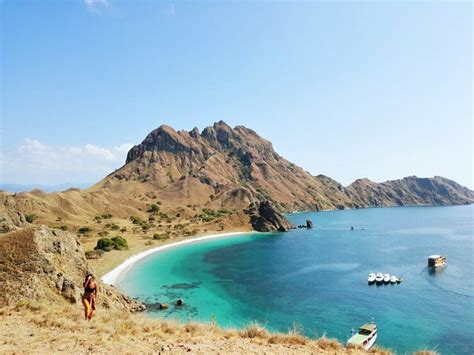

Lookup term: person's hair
[83,273,94,287]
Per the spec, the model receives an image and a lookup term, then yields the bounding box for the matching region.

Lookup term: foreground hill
[0,225,393,354]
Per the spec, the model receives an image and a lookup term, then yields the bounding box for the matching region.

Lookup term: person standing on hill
[82,273,99,321]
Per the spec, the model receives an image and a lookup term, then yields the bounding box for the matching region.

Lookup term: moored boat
[390,275,397,284]
[428,255,446,268]
[347,323,378,350]
[368,273,376,284]
[383,274,391,283]
[375,273,384,284]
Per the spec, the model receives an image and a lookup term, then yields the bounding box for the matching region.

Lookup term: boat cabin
[359,323,377,335]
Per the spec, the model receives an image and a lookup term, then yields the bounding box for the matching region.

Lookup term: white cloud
[0,139,134,185]
[84,0,108,12]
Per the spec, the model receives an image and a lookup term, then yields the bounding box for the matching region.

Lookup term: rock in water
[245,200,293,232]
[306,219,314,229]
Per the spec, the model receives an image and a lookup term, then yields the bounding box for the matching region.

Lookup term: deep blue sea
[117,205,474,354]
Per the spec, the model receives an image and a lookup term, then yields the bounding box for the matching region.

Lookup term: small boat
[428,255,446,268]
[375,273,384,284]
[383,274,391,283]
[396,277,402,284]
[347,323,378,350]
[368,273,376,284]
[390,275,397,284]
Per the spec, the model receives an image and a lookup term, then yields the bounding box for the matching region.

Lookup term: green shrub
[111,236,128,250]
[153,233,169,240]
[94,238,115,251]
[25,214,37,223]
[110,223,120,230]
[120,227,127,233]
[130,216,142,225]
[78,226,92,234]
[148,204,160,213]
[95,236,129,251]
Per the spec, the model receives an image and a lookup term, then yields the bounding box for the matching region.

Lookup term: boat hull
[364,332,377,350]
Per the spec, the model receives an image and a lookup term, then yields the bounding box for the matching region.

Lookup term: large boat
[347,323,378,350]
[428,255,446,268]
[368,273,376,284]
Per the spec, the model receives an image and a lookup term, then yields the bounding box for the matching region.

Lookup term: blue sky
[1,0,472,188]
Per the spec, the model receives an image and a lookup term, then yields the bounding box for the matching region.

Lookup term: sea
[117,205,474,354]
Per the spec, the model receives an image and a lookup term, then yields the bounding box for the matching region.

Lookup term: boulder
[245,200,293,232]
[61,278,77,303]
[85,250,104,260]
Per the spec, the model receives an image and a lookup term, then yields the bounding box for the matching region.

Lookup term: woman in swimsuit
[82,273,99,321]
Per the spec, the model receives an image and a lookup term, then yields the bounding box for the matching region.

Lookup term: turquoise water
[118,205,474,354]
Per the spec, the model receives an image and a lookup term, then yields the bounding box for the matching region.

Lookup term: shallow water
[118,205,474,354]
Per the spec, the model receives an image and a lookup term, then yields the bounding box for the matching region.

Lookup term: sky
[1,0,472,188]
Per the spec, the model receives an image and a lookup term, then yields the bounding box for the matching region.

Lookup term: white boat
[347,323,378,350]
[390,275,397,284]
[368,273,376,284]
[375,273,384,284]
[383,274,391,283]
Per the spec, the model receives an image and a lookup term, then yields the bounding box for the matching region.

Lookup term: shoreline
[101,231,257,286]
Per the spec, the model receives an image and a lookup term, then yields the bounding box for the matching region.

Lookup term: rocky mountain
[103,121,473,210]
[0,121,472,236]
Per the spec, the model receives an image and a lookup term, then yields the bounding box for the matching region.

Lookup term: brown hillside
[0,121,472,256]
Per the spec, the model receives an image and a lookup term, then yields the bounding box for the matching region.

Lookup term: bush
[130,216,142,224]
[78,226,92,234]
[94,236,129,251]
[153,233,169,240]
[111,236,128,250]
[53,224,68,231]
[25,214,37,223]
[148,204,160,213]
[95,238,115,251]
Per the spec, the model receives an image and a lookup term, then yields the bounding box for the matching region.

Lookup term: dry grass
[240,321,270,339]
[413,350,439,355]
[1,299,397,354]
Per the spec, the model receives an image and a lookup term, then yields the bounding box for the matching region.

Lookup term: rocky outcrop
[245,201,293,232]
[0,225,144,312]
